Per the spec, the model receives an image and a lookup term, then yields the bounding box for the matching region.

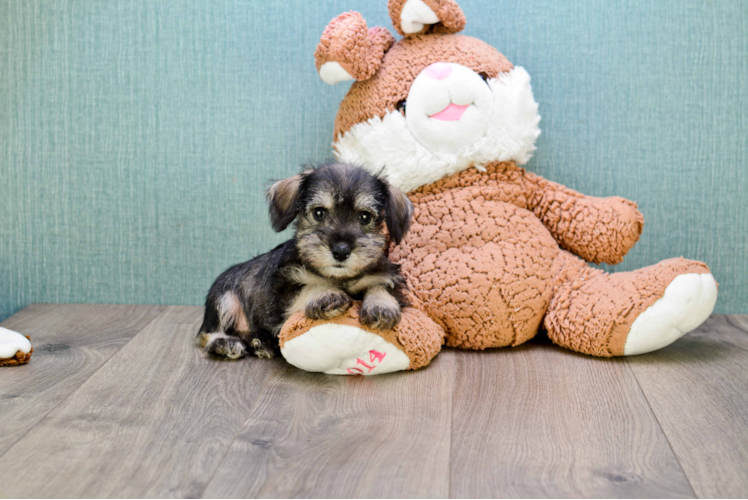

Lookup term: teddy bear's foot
[279,304,445,375]
[282,323,411,375]
[545,255,717,357]
[624,272,717,355]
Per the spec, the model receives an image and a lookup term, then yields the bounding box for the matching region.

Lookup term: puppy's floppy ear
[266,172,308,232]
[384,182,413,244]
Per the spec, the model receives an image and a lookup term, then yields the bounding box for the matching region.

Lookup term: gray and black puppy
[196,161,414,360]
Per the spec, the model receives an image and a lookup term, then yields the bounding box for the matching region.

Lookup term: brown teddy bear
[279,0,718,375]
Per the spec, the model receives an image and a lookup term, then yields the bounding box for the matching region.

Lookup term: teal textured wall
[1,0,746,321]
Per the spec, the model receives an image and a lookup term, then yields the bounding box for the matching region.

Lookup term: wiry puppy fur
[197,161,414,360]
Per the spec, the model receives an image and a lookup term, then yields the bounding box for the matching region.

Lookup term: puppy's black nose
[331,242,352,262]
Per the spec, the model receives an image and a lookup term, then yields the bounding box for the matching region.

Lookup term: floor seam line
[624,357,699,499]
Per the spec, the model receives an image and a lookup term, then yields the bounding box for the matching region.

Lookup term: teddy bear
[278,0,718,375]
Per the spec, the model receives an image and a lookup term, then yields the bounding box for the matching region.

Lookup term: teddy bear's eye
[395,99,407,116]
[479,72,490,84]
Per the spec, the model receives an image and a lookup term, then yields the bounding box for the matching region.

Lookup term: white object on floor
[624,273,718,355]
[0,326,32,359]
[282,323,410,375]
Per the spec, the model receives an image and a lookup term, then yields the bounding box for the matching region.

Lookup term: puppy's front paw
[305,291,353,320]
[360,302,402,331]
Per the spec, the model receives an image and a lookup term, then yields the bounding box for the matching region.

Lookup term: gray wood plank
[627,314,748,498]
[202,350,456,498]
[0,306,284,498]
[0,303,164,456]
[727,313,748,333]
[450,341,694,498]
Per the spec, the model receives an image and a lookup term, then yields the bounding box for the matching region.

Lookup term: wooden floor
[0,305,746,498]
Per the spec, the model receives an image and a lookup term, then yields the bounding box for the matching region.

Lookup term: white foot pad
[624,273,718,355]
[281,324,410,375]
[0,327,32,359]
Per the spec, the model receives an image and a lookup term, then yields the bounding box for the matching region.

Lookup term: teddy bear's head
[315,0,542,192]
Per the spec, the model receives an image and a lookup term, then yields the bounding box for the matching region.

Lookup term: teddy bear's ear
[315,12,395,85]
[388,0,466,36]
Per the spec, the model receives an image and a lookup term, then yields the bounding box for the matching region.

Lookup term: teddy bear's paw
[624,273,718,355]
[281,323,410,375]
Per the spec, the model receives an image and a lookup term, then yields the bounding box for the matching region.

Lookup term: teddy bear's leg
[279,303,445,375]
[544,251,718,357]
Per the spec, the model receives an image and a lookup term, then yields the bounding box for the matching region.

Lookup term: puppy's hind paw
[201,333,246,360]
[305,291,353,320]
[250,338,276,359]
[360,302,402,331]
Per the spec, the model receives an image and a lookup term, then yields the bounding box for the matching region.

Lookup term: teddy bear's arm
[523,172,644,265]
[409,163,642,264]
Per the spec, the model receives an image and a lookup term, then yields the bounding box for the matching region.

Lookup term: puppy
[196,161,414,360]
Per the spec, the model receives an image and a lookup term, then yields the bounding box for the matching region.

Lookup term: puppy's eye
[312,207,327,221]
[358,212,373,225]
[479,72,490,84]
[395,99,407,116]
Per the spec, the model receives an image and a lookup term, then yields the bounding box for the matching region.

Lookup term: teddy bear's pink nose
[424,63,452,80]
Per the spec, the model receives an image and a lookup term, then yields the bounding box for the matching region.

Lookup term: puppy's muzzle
[331,241,352,262]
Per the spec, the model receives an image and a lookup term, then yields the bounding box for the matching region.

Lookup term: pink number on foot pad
[346,350,388,375]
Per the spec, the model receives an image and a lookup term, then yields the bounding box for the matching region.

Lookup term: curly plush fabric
[403,161,645,266]
[390,162,643,349]
[279,303,444,370]
[545,255,712,356]
[392,163,555,349]
[387,161,712,352]
[314,12,395,82]
[386,160,713,354]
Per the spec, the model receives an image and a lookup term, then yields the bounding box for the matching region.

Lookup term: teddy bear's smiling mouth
[429,102,471,121]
